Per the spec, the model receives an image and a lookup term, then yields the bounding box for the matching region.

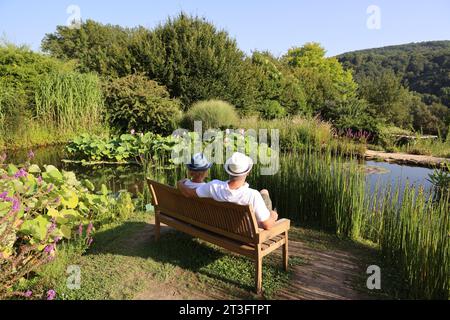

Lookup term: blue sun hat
[187,153,212,171]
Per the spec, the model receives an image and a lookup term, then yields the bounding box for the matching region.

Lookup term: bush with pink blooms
[0,158,113,299]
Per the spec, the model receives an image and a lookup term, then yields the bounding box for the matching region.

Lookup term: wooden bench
[147,179,291,294]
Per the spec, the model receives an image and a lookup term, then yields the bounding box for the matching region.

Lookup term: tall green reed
[35,71,104,134]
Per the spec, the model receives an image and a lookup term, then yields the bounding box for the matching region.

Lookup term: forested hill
[337,41,450,107]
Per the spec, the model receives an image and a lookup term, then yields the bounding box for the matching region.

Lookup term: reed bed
[35,71,104,133]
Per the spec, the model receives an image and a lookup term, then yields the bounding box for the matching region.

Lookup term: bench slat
[159,214,257,259]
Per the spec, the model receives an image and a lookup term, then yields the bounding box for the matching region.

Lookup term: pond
[4,145,436,197]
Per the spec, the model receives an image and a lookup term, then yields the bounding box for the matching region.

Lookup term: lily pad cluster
[66,132,181,163]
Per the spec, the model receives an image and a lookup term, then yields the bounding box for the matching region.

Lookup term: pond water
[4,145,436,196]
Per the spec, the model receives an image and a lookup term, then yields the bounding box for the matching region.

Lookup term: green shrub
[259,100,286,120]
[181,100,239,130]
[105,74,182,135]
[322,97,379,135]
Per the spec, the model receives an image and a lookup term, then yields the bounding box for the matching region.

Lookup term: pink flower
[11,198,20,213]
[78,223,83,236]
[47,220,56,234]
[44,244,55,254]
[24,290,32,297]
[28,150,35,160]
[88,238,93,246]
[86,223,93,237]
[14,168,28,178]
[47,289,56,300]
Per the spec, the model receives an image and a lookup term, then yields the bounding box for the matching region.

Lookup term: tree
[359,71,413,128]
[42,20,136,77]
[250,51,307,115]
[282,43,358,114]
[129,13,257,111]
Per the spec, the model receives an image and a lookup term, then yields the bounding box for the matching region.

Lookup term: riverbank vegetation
[1,14,448,156]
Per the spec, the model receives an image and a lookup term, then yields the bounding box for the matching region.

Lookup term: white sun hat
[224,152,253,177]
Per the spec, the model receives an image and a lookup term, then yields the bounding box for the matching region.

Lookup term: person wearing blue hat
[183,153,213,189]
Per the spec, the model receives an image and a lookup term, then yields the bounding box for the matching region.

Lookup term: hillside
[337,41,450,107]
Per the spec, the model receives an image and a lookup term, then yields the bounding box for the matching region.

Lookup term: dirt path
[274,240,369,300]
[131,221,371,300]
[365,149,449,168]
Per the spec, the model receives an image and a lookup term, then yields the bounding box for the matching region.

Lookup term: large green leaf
[20,215,50,241]
[61,189,79,209]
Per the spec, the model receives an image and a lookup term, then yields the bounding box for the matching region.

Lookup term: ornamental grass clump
[35,71,104,134]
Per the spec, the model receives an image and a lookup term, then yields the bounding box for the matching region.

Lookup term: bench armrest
[257,218,290,243]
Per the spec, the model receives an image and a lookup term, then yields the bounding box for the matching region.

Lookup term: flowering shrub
[0,162,112,298]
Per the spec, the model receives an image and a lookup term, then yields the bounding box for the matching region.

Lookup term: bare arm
[177,179,199,198]
[259,210,279,230]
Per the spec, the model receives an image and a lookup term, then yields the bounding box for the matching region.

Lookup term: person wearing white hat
[177,152,279,230]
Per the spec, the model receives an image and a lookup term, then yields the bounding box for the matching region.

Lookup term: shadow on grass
[88,220,289,296]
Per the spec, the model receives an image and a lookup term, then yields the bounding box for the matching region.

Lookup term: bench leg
[283,231,288,271]
[255,247,262,294]
[154,210,161,241]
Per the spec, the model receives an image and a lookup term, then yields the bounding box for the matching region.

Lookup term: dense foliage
[0,44,104,148]
[338,41,450,107]
[104,74,181,135]
[66,132,181,163]
[0,162,111,298]
[35,71,104,132]
[339,41,450,136]
[41,15,368,131]
[41,20,135,78]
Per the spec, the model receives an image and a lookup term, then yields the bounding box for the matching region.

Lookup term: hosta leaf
[60,225,72,239]
[61,189,79,209]
[28,164,41,173]
[19,215,50,241]
[7,164,19,176]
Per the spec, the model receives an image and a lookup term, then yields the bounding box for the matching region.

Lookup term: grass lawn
[28,212,400,300]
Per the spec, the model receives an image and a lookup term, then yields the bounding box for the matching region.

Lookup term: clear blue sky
[1,0,449,57]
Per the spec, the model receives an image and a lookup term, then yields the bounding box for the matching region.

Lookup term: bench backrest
[147,179,260,243]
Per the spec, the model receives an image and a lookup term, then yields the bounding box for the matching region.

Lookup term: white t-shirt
[195,180,271,222]
[183,180,206,189]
